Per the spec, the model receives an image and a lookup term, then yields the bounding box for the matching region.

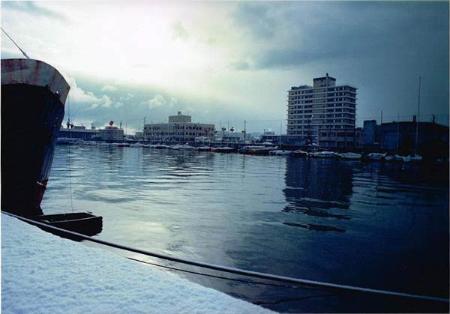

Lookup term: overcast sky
[2,1,448,133]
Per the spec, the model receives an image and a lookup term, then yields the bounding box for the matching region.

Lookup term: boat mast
[396,112,400,152]
[415,76,421,156]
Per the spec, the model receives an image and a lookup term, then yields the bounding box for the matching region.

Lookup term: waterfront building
[144,112,215,143]
[58,125,98,141]
[98,121,124,142]
[354,127,363,148]
[362,117,449,157]
[260,130,281,144]
[287,74,357,148]
[134,131,144,141]
[362,120,377,146]
[214,129,245,144]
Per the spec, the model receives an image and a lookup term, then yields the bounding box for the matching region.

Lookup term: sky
[1,1,448,134]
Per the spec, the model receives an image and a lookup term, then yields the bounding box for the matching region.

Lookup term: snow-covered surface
[2,214,274,314]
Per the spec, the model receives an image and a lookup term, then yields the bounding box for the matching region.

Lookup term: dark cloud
[233,2,448,70]
[231,2,448,120]
[232,3,277,39]
[2,1,67,21]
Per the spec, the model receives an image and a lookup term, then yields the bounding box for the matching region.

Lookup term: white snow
[2,214,274,314]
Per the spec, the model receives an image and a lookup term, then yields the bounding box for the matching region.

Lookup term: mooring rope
[2,211,448,304]
[1,27,30,59]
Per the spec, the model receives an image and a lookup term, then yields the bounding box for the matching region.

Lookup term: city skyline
[1,1,448,133]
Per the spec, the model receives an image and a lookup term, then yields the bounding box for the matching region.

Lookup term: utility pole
[279,120,282,145]
[244,120,247,142]
[396,112,400,152]
[415,76,421,156]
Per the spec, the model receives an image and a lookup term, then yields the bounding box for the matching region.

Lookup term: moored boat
[310,151,338,159]
[211,146,235,153]
[291,149,309,158]
[1,58,102,237]
[239,145,274,155]
[269,150,291,156]
[2,58,69,217]
[367,152,386,161]
[171,144,195,150]
[152,144,171,149]
[339,152,362,160]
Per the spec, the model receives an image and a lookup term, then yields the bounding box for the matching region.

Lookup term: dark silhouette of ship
[1,58,102,237]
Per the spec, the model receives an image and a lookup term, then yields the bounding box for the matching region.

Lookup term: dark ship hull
[2,58,102,238]
[2,59,70,217]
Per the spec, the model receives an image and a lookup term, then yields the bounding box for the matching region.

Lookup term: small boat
[310,151,338,159]
[393,154,412,162]
[291,150,309,158]
[197,146,211,152]
[339,152,362,160]
[269,150,291,156]
[367,152,386,161]
[410,154,423,162]
[33,212,103,240]
[152,144,171,149]
[211,146,235,153]
[130,142,145,147]
[239,145,273,155]
[171,144,195,150]
[82,141,98,146]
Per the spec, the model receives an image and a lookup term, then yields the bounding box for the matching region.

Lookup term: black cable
[127,257,301,289]
[3,211,448,304]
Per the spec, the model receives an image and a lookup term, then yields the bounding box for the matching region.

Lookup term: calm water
[43,145,449,312]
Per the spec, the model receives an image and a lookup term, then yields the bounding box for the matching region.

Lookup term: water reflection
[283,158,353,233]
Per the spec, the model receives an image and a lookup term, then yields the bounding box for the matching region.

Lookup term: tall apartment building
[144,112,215,143]
[287,74,356,148]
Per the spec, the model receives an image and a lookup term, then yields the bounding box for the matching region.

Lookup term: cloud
[231,2,449,71]
[91,95,113,109]
[67,77,101,104]
[171,21,189,40]
[143,94,177,110]
[66,77,114,110]
[2,1,67,21]
[232,3,276,39]
[101,84,117,92]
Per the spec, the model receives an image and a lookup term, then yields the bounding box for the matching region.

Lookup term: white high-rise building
[287,74,357,148]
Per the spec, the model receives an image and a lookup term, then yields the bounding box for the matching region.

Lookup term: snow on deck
[2,214,274,314]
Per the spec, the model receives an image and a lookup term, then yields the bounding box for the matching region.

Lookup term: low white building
[98,121,124,142]
[214,130,246,144]
[144,112,215,143]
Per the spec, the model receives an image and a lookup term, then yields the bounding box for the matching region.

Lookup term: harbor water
[43,145,449,313]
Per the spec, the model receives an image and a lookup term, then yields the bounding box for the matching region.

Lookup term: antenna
[1,27,30,59]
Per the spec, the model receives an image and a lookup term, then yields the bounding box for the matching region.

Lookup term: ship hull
[1,59,69,217]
